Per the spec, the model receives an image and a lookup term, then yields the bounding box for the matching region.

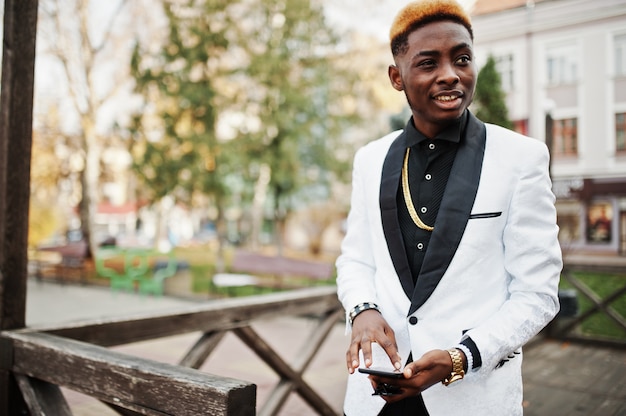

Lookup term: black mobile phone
[358,367,404,379]
[372,382,403,396]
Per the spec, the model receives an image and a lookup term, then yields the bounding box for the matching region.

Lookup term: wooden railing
[0,286,343,415]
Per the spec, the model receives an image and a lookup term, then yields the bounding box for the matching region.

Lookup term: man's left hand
[368,349,459,403]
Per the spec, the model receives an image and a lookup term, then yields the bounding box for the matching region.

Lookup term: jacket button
[409,316,418,325]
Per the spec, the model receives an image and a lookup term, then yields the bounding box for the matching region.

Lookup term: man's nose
[438,62,460,84]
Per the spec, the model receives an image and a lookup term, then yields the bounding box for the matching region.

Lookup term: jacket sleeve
[336,145,380,329]
[466,138,562,374]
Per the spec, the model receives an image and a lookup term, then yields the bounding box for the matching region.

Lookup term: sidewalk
[26,279,626,416]
[26,279,201,326]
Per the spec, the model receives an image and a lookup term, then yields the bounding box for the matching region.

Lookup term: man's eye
[456,56,471,64]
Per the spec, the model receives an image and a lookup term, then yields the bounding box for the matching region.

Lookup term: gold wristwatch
[442,348,465,386]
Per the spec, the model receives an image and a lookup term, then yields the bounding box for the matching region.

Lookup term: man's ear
[388,65,404,91]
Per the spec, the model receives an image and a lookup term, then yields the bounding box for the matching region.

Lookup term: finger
[345,349,354,373]
[403,362,419,378]
[346,338,364,372]
[346,348,358,373]
[377,334,402,370]
[360,338,374,367]
[382,393,403,403]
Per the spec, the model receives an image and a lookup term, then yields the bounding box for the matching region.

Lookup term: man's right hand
[346,309,402,374]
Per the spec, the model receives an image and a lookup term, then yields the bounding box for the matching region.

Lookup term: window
[556,201,581,243]
[617,112,626,152]
[586,202,612,244]
[615,34,626,77]
[495,54,514,91]
[546,44,578,85]
[552,118,578,156]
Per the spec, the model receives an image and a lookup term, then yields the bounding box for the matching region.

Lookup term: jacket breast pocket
[469,212,502,219]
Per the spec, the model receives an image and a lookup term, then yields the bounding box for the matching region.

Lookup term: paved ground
[25,278,626,416]
[523,339,626,416]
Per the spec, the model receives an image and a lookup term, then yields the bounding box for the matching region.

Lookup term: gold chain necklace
[401,148,434,232]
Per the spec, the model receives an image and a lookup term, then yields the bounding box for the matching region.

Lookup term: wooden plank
[564,263,626,275]
[0,0,38,331]
[14,374,72,416]
[231,250,334,280]
[179,331,227,369]
[0,371,29,415]
[0,1,39,413]
[32,286,341,347]
[3,331,256,416]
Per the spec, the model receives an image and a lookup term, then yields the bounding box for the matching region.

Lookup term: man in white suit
[335,1,563,415]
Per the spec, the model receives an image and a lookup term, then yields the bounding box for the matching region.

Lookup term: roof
[471,0,549,15]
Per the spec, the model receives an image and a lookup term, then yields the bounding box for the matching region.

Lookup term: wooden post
[545,111,554,180]
[0,0,39,414]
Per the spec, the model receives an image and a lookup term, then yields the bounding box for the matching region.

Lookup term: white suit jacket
[336,112,562,416]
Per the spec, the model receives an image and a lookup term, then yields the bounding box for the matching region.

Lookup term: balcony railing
[1,286,343,415]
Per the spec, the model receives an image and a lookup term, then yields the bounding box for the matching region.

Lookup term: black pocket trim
[469,212,502,219]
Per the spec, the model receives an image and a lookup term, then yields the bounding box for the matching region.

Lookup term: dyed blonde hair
[390,0,473,56]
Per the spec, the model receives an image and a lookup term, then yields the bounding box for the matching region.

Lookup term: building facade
[471,0,626,255]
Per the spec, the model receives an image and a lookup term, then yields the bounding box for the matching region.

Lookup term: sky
[21,0,478,135]
[324,0,477,41]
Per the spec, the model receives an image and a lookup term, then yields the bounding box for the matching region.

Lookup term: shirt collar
[404,110,468,148]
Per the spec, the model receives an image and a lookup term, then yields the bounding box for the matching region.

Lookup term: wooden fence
[1,286,343,415]
[548,263,626,349]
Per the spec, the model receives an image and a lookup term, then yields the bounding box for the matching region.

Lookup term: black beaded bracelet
[349,302,380,325]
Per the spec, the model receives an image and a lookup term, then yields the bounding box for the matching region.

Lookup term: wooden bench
[138,252,184,296]
[213,250,335,294]
[32,241,89,284]
[94,248,182,295]
[211,272,265,297]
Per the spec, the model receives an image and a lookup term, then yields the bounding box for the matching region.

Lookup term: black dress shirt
[397,113,465,283]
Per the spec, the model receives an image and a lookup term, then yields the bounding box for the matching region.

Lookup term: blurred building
[471,0,626,255]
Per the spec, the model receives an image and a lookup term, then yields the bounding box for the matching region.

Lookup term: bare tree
[35,0,157,255]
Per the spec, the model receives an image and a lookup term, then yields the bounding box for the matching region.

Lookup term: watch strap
[442,348,465,386]
[348,302,380,325]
